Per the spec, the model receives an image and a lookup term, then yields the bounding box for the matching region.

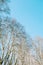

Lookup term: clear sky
[10,0,43,38]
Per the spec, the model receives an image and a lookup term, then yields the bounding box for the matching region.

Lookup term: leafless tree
[0,17,33,65]
[32,37,43,65]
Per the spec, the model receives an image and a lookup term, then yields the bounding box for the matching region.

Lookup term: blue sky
[10,0,43,38]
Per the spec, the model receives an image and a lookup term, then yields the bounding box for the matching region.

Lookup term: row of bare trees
[0,0,43,65]
[0,19,43,65]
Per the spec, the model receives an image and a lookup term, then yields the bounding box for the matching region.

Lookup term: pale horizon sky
[9,0,43,38]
